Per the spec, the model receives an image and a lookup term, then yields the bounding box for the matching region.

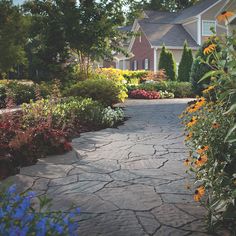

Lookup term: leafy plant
[158,45,177,81]
[66,78,122,106]
[0,185,80,236]
[178,41,193,82]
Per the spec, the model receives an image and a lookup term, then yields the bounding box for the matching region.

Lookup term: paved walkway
[5,99,209,236]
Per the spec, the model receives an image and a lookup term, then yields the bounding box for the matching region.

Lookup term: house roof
[175,0,221,23]
[138,20,199,48]
[143,11,179,23]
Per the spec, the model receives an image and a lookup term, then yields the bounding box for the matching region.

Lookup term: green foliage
[178,42,193,82]
[127,81,194,98]
[158,46,177,81]
[0,81,36,107]
[0,0,28,76]
[66,78,121,106]
[190,37,220,95]
[182,31,236,234]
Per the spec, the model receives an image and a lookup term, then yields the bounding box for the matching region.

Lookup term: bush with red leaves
[129,89,161,99]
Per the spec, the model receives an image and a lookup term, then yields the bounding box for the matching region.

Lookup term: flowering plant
[129,89,161,99]
[182,21,236,233]
[0,185,79,236]
[101,107,124,127]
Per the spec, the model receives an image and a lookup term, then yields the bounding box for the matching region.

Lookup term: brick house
[107,0,231,72]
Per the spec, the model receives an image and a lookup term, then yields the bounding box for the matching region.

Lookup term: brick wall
[130,30,154,71]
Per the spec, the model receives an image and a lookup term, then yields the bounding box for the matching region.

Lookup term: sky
[13,0,24,4]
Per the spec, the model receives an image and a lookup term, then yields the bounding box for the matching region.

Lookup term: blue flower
[7,185,17,195]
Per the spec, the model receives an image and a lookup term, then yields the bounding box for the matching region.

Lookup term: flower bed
[129,89,161,99]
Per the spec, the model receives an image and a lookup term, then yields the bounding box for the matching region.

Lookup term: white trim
[199,0,223,16]
[197,15,201,45]
[152,46,199,50]
[154,48,157,73]
[202,20,217,36]
[182,18,198,26]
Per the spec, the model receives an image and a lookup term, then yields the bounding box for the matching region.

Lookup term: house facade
[108,0,233,72]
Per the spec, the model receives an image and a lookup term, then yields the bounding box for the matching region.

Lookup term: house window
[202,20,216,36]
[133,60,137,70]
[144,59,149,70]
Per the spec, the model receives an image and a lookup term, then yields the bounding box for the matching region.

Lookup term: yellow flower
[187,116,198,127]
[195,154,208,167]
[197,146,209,154]
[203,86,215,93]
[217,11,234,22]
[194,186,205,202]
[212,122,220,129]
[203,44,217,55]
[185,132,193,141]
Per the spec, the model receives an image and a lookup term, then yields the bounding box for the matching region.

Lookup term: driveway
[5,99,209,236]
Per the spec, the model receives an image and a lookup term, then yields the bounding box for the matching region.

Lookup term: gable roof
[175,0,222,23]
[138,20,199,48]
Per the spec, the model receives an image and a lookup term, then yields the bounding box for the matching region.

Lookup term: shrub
[190,36,220,95]
[141,70,167,82]
[129,90,160,99]
[101,107,124,127]
[178,42,193,82]
[159,90,174,99]
[66,78,121,106]
[158,45,177,81]
[0,185,80,235]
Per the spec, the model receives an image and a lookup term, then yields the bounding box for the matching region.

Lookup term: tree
[158,45,176,81]
[0,0,28,78]
[178,41,193,82]
[24,0,127,80]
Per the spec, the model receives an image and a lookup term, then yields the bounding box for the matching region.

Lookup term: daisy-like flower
[203,44,217,55]
[194,186,205,202]
[185,132,193,141]
[195,154,208,167]
[217,11,234,23]
[197,146,209,154]
[212,122,220,129]
[203,85,215,93]
[187,116,198,127]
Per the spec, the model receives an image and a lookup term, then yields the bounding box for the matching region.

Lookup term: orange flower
[217,11,234,23]
[194,186,205,202]
[187,116,198,127]
[203,44,217,55]
[185,132,193,141]
[203,86,215,93]
[212,122,220,129]
[197,146,209,154]
[195,154,208,167]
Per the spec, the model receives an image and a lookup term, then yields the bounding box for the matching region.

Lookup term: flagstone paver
[3,99,211,235]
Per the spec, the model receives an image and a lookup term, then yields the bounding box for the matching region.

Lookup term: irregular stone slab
[37,151,79,165]
[78,172,112,182]
[50,192,118,213]
[136,211,161,235]
[154,225,190,236]
[160,193,193,204]
[3,174,36,193]
[98,184,162,211]
[49,175,78,187]
[152,204,196,228]
[181,219,208,233]
[78,210,145,236]
[32,178,49,191]
[48,180,109,195]
[121,158,168,170]
[20,164,74,179]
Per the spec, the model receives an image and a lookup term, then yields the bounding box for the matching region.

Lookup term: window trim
[202,20,216,36]
[144,58,149,70]
[133,60,138,71]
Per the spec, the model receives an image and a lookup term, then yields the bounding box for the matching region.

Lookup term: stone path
[4,99,210,236]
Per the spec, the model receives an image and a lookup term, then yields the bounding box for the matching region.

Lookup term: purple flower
[7,185,16,195]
